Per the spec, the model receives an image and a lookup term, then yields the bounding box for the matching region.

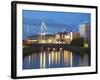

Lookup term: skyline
[23,10,91,39]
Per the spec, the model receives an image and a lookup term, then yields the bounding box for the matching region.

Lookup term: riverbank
[23,46,90,57]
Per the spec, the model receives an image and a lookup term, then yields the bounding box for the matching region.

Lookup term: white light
[48,40,52,43]
[65,35,70,39]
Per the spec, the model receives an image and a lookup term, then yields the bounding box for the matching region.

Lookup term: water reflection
[23,50,90,69]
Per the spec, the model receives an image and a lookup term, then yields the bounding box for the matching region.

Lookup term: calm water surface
[23,50,90,69]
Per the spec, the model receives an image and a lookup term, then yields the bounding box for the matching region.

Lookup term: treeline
[71,37,84,47]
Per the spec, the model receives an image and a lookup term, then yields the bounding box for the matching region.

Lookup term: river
[23,49,90,69]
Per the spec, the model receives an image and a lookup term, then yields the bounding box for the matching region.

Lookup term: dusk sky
[23,10,91,39]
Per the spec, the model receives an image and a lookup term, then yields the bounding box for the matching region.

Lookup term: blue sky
[23,10,91,39]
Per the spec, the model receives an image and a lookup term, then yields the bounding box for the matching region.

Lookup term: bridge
[26,43,71,51]
[23,43,90,56]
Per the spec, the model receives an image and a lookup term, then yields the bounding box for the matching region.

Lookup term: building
[68,32,80,40]
[79,23,91,47]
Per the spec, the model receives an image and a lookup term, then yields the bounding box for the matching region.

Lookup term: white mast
[40,20,47,40]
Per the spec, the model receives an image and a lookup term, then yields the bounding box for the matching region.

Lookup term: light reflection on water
[23,50,90,69]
